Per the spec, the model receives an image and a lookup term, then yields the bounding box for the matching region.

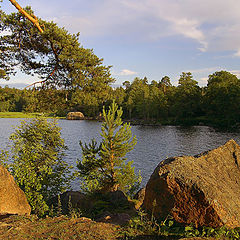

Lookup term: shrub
[3,118,71,216]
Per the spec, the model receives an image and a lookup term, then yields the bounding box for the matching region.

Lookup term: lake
[1,118,240,189]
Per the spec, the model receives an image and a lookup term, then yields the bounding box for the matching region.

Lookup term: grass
[0,215,119,240]
[0,112,41,118]
[0,214,222,240]
[0,112,64,119]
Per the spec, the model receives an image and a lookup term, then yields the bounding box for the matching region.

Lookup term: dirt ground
[0,215,222,240]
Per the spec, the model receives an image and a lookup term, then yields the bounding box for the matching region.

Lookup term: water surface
[0,118,239,188]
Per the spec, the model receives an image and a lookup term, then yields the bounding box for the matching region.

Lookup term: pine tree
[77,101,141,195]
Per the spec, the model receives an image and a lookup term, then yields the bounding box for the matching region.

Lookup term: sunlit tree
[77,101,141,195]
[3,118,71,216]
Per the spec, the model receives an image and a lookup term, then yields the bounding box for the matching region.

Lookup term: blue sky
[1,0,240,87]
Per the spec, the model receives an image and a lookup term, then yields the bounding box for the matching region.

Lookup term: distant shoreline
[0,112,239,130]
[0,112,63,119]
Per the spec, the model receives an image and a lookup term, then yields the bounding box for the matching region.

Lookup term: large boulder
[49,191,88,214]
[66,112,85,120]
[0,165,31,215]
[49,190,134,218]
[143,139,240,228]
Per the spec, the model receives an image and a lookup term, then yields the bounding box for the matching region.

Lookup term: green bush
[2,118,72,216]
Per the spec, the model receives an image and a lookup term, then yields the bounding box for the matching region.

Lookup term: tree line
[0,70,240,128]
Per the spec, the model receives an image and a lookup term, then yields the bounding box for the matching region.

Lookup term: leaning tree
[0,1,114,91]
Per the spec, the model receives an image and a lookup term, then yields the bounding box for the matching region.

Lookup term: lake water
[1,118,240,189]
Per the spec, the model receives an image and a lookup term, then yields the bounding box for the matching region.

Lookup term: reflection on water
[0,119,240,188]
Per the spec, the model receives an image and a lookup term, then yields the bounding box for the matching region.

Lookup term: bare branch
[8,0,44,33]
[24,66,57,89]
[24,80,46,89]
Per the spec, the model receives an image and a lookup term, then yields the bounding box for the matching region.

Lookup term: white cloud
[182,68,240,86]
[229,70,240,78]
[186,67,222,74]
[114,69,137,76]
[199,77,208,85]
[234,49,240,57]
[5,0,240,54]
[167,17,207,51]
[83,1,237,53]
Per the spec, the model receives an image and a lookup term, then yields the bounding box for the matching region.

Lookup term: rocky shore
[1,139,240,239]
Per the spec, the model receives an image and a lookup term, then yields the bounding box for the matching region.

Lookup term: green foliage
[183,225,240,239]
[77,101,141,195]
[171,72,201,120]
[124,209,240,240]
[0,7,114,89]
[57,195,63,217]
[2,118,71,216]
[67,195,82,219]
[0,67,240,128]
[205,71,240,127]
[124,209,175,238]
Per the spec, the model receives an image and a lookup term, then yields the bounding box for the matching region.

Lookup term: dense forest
[0,70,240,128]
[0,4,240,128]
